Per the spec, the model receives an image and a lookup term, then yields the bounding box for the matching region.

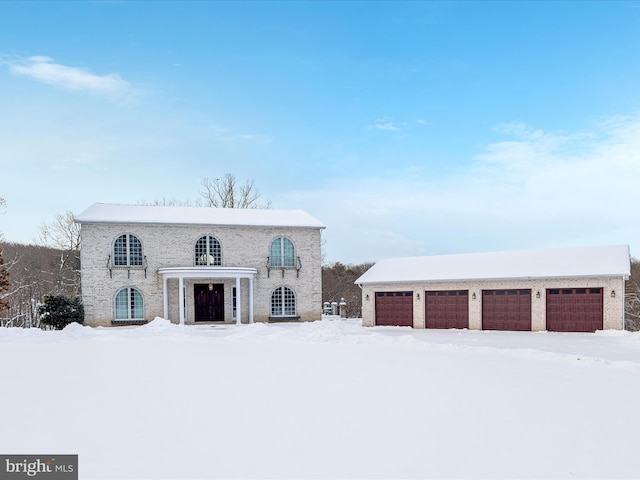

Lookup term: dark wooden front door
[194,284,224,322]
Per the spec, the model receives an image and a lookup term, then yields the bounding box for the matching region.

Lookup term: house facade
[355,245,630,332]
[75,203,324,326]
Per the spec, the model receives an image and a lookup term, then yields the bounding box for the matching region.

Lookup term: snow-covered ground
[2,318,640,479]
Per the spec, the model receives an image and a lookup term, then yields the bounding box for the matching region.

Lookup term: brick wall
[360,276,625,330]
[80,223,323,326]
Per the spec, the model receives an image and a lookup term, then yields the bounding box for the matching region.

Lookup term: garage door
[546,288,603,332]
[375,291,413,327]
[482,289,532,331]
[425,290,469,329]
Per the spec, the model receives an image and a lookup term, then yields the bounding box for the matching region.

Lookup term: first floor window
[271,286,296,317]
[115,287,144,320]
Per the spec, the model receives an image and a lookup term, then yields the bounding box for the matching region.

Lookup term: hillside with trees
[2,239,640,330]
[0,242,79,327]
[321,262,373,318]
[2,188,640,329]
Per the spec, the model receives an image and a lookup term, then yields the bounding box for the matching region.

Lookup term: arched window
[271,286,296,317]
[113,234,143,267]
[115,287,144,320]
[195,235,221,266]
[269,237,295,267]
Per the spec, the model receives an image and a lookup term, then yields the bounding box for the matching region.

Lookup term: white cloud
[290,112,640,263]
[370,122,400,131]
[209,125,271,143]
[367,117,404,131]
[3,56,132,99]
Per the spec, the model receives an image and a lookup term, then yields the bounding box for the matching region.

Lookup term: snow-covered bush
[37,294,84,330]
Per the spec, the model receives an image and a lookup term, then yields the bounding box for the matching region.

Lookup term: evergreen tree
[38,294,84,330]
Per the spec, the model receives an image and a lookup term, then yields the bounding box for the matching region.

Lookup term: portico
[159,267,257,325]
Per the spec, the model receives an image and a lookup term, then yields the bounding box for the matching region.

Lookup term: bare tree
[200,173,271,209]
[0,242,80,327]
[138,197,196,207]
[0,197,8,315]
[0,246,9,315]
[38,211,80,252]
[37,211,81,295]
[625,257,640,331]
[322,262,374,318]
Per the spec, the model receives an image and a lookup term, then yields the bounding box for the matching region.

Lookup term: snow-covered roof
[355,245,631,284]
[75,203,325,229]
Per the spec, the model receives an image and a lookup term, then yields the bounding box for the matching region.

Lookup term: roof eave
[355,272,630,285]
[75,218,325,229]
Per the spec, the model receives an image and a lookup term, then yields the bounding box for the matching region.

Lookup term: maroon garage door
[546,288,603,332]
[375,291,413,327]
[482,289,532,331]
[425,290,469,329]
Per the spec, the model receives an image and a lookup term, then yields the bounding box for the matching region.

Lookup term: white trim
[249,276,254,324]
[236,276,241,325]
[163,276,168,320]
[178,277,185,325]
[159,267,257,279]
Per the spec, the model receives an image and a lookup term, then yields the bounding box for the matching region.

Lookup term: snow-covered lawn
[2,318,640,479]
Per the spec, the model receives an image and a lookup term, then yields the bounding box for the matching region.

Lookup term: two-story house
[75,203,325,326]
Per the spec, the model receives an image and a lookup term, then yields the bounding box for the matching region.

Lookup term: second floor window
[195,235,222,266]
[269,237,295,267]
[114,234,143,267]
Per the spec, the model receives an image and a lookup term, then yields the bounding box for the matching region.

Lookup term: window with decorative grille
[269,237,295,267]
[113,234,143,267]
[271,286,296,317]
[115,287,144,320]
[194,235,222,266]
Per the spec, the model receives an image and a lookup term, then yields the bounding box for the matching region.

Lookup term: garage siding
[375,291,413,327]
[425,290,469,329]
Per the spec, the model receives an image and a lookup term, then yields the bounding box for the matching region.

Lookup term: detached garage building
[355,245,630,332]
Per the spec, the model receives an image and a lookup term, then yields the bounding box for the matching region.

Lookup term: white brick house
[75,203,325,327]
[356,245,630,332]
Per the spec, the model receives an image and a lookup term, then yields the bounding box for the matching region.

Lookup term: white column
[236,276,242,325]
[163,276,169,320]
[179,276,185,325]
[249,276,254,324]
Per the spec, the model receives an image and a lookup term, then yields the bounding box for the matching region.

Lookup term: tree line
[5,236,638,330]
[2,174,640,330]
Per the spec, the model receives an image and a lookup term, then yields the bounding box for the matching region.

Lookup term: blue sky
[1,1,639,264]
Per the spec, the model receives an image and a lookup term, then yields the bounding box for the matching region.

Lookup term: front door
[194,284,224,322]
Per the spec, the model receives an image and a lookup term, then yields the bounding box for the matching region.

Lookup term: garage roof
[355,245,631,284]
[75,203,325,229]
